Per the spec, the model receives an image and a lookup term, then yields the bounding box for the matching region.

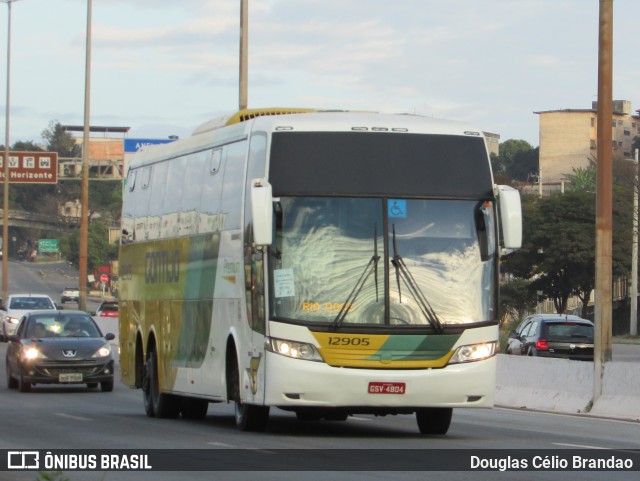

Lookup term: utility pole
[1,0,19,305]
[632,147,639,337]
[239,0,248,110]
[79,0,92,311]
[594,0,613,403]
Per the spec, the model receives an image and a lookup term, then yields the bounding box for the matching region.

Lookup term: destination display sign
[0,151,58,184]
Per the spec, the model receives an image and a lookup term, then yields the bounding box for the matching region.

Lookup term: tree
[563,156,596,193]
[502,188,632,317]
[503,193,596,315]
[59,220,117,271]
[491,139,539,183]
[41,121,80,158]
[499,278,538,323]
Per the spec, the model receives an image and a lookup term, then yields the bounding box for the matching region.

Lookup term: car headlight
[92,345,112,358]
[267,337,323,362]
[448,341,496,364]
[23,347,47,360]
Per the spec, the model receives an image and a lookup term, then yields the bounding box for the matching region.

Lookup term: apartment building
[535,100,640,184]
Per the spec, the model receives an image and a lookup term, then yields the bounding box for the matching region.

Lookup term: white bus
[119,109,522,434]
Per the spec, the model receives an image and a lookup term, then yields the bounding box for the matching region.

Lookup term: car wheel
[416,408,452,435]
[101,380,114,392]
[148,350,179,418]
[18,371,31,393]
[6,360,17,389]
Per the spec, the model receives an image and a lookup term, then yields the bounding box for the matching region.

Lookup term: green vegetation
[1,120,121,269]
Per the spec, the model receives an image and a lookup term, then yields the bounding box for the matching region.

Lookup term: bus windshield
[269,196,496,327]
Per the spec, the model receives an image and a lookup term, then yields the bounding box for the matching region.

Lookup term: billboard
[124,138,176,153]
[0,151,58,184]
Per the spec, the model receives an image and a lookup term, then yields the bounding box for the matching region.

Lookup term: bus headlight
[267,338,323,362]
[448,342,496,364]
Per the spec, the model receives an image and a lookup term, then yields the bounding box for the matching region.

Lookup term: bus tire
[416,408,452,435]
[235,401,270,432]
[147,350,180,419]
[181,397,209,419]
[228,355,269,431]
[142,355,155,417]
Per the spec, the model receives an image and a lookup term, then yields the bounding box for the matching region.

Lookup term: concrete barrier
[495,354,640,421]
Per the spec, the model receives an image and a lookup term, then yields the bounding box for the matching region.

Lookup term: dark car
[506,314,594,361]
[5,310,116,392]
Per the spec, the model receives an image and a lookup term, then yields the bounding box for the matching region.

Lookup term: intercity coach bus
[118,109,522,434]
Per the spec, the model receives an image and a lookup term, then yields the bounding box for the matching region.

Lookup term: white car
[0,294,57,341]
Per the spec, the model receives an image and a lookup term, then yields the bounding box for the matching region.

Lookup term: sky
[0,0,638,148]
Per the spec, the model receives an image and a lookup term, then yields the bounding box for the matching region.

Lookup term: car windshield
[544,323,594,341]
[101,304,118,312]
[10,297,54,310]
[27,314,102,338]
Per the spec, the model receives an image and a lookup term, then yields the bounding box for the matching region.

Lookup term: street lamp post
[1,0,20,305]
[632,148,639,338]
[239,0,248,110]
[79,0,92,311]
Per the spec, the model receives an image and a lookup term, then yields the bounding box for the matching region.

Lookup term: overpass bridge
[0,209,80,231]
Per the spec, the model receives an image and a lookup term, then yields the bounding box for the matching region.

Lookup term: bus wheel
[229,357,269,431]
[147,350,180,419]
[142,356,155,417]
[416,408,452,435]
[181,397,209,420]
[235,401,270,432]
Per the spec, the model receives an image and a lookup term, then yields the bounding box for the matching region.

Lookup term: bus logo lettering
[145,249,180,284]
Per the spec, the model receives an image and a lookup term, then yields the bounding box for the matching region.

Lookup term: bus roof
[128,109,485,171]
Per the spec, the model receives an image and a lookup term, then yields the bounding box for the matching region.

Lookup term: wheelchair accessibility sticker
[388,199,407,219]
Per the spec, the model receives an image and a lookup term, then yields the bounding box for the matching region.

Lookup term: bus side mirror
[497,185,522,251]
[251,178,273,246]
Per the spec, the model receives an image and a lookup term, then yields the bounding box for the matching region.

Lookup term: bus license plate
[59,373,83,383]
[368,382,406,394]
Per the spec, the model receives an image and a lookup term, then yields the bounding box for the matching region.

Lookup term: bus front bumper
[264,351,496,409]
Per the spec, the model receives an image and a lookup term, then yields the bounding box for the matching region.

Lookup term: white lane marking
[554,443,640,454]
[207,442,237,448]
[553,443,606,449]
[54,412,92,421]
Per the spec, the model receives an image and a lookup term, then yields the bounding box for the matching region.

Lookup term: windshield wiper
[390,224,444,334]
[332,225,380,330]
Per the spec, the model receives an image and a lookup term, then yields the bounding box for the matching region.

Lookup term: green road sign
[38,239,59,253]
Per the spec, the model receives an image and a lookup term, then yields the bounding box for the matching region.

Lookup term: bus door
[242,132,268,404]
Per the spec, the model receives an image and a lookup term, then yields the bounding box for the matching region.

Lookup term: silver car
[1,294,56,341]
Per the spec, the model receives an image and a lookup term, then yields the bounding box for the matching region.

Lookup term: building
[59,125,130,180]
[535,100,640,184]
